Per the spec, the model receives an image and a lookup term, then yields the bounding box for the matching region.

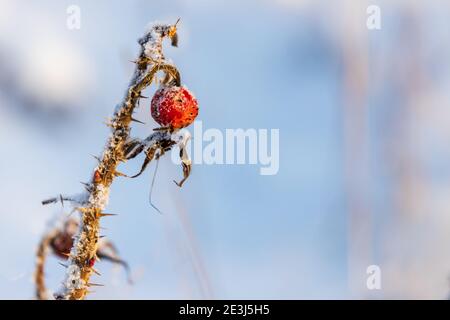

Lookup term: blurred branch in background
[172,193,214,298]
[339,0,372,298]
[339,0,450,298]
[376,1,450,298]
[34,215,131,300]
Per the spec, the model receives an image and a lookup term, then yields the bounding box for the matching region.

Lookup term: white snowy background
[1,0,450,299]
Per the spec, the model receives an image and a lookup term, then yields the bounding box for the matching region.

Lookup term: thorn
[59,194,64,207]
[129,60,137,64]
[99,235,106,239]
[97,212,118,218]
[114,171,127,177]
[138,94,148,99]
[95,254,101,262]
[87,283,104,287]
[58,262,68,268]
[80,181,91,188]
[91,154,101,163]
[92,268,101,276]
[130,117,145,124]
[42,198,57,205]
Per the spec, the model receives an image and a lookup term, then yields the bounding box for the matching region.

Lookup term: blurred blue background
[1,0,450,299]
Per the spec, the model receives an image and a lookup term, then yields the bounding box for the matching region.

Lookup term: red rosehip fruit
[151,86,198,129]
[88,257,96,267]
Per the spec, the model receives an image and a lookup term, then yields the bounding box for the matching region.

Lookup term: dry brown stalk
[40,21,192,300]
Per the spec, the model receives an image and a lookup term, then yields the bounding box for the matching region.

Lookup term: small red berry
[93,170,102,184]
[88,257,96,267]
[151,86,198,129]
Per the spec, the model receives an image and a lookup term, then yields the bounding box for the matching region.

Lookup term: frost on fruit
[151,86,199,129]
[38,19,199,300]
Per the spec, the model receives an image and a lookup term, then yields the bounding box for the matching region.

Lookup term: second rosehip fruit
[151,86,199,129]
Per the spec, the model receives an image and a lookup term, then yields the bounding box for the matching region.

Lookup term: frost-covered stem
[54,23,180,300]
[35,228,59,300]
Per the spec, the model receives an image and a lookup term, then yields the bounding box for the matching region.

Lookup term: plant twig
[35,228,59,300]
[43,22,185,300]
[34,216,133,299]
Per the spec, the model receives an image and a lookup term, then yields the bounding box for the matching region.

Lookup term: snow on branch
[39,20,194,300]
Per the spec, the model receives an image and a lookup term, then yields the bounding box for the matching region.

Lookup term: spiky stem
[50,22,180,300]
